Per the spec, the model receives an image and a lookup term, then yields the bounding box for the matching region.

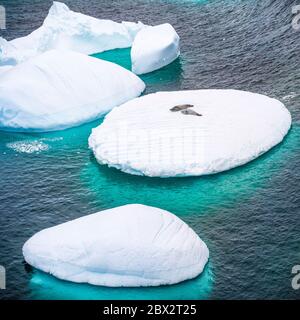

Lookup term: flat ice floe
[0,1,145,65]
[131,23,180,75]
[23,204,209,287]
[0,49,145,132]
[89,90,292,177]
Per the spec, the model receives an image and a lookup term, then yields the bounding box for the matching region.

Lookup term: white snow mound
[23,204,209,287]
[0,50,145,132]
[0,1,145,65]
[89,90,292,177]
[131,23,180,75]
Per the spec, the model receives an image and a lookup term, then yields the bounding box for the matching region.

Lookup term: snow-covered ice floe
[0,49,145,132]
[0,1,145,65]
[23,204,209,287]
[131,23,180,75]
[89,90,292,177]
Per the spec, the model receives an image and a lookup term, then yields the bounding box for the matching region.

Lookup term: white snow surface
[0,49,145,132]
[23,204,209,287]
[89,90,292,177]
[131,23,180,75]
[0,2,145,65]
[0,65,12,76]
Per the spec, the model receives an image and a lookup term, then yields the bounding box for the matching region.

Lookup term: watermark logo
[0,107,18,122]
[292,5,300,31]
[291,265,300,290]
[92,122,206,170]
[0,265,5,289]
[0,5,6,30]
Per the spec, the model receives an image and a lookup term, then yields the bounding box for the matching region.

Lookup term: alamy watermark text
[292,5,300,30]
[0,5,5,30]
[0,265,5,289]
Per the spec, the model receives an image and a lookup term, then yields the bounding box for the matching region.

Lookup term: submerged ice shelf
[89,89,292,177]
[0,50,145,132]
[23,204,209,287]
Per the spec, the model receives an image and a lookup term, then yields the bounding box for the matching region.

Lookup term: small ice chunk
[6,140,49,154]
[131,23,180,75]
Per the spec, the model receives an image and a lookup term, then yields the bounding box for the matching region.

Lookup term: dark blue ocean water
[0,0,299,299]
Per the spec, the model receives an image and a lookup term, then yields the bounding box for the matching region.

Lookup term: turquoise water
[93,49,184,94]
[28,264,213,300]
[0,0,300,300]
[0,111,298,299]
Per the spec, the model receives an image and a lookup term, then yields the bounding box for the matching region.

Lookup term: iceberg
[0,50,145,132]
[89,90,292,177]
[0,2,145,65]
[23,204,209,287]
[0,2,180,75]
[131,23,180,75]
